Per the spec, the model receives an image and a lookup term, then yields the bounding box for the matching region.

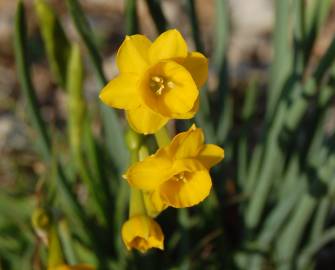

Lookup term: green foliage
[7,0,335,269]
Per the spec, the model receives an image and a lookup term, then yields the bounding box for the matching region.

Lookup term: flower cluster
[100,29,224,253]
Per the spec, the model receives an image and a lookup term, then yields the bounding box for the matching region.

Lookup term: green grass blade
[14,0,51,161]
[66,0,106,86]
[304,0,333,64]
[125,0,138,35]
[214,0,231,144]
[267,0,291,117]
[15,1,95,248]
[34,0,70,88]
[144,0,167,33]
[298,227,335,270]
[187,0,203,52]
[67,43,107,225]
[67,0,128,171]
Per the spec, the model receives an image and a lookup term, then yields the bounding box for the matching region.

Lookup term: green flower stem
[129,187,147,218]
[154,126,171,147]
[125,131,148,218]
[47,225,64,268]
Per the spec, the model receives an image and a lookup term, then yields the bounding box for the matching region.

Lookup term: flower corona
[121,215,164,252]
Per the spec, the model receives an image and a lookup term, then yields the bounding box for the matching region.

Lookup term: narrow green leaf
[15,1,93,245]
[298,227,335,270]
[214,0,231,144]
[67,43,107,225]
[187,0,203,52]
[144,0,167,33]
[125,0,138,35]
[34,0,70,88]
[267,0,291,117]
[67,0,129,171]
[14,0,51,160]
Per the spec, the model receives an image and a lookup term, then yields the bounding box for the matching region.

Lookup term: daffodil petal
[172,158,205,174]
[176,52,208,88]
[159,170,212,208]
[143,190,168,217]
[175,97,199,119]
[126,105,168,134]
[149,29,188,64]
[197,144,224,169]
[121,215,164,252]
[166,125,204,159]
[99,74,141,109]
[126,155,172,190]
[140,61,198,117]
[117,35,151,74]
[161,61,199,116]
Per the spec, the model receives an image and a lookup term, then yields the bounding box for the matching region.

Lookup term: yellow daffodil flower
[124,125,224,208]
[121,215,164,252]
[50,265,95,270]
[99,29,208,134]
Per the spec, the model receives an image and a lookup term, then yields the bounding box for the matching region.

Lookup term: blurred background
[2,0,335,269]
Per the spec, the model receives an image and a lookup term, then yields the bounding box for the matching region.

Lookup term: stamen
[174,172,187,183]
[149,76,174,95]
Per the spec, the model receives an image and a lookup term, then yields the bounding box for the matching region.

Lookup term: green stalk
[267,0,291,117]
[246,35,335,229]
[310,198,330,242]
[154,126,171,148]
[67,43,107,225]
[15,0,51,161]
[275,154,335,270]
[214,0,230,144]
[245,144,262,195]
[304,0,333,65]
[248,182,304,270]
[144,0,167,33]
[34,0,70,88]
[129,146,148,218]
[125,0,138,35]
[67,0,128,171]
[47,225,64,268]
[238,77,259,188]
[297,227,335,270]
[245,99,287,228]
[187,0,203,53]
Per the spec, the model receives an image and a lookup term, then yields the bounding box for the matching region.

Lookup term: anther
[175,172,187,183]
[149,76,174,95]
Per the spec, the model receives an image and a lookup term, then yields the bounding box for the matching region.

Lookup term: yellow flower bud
[121,215,164,252]
[49,264,94,270]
